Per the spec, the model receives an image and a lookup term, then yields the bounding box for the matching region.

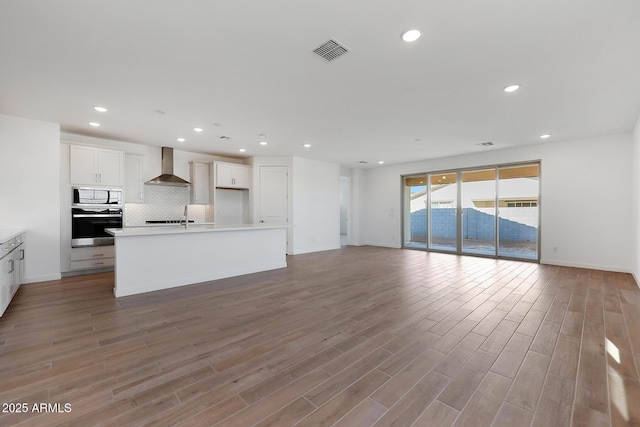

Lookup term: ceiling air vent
[476,141,494,147]
[313,39,349,62]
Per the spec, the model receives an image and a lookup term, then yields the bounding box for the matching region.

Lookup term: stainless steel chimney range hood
[145,147,191,186]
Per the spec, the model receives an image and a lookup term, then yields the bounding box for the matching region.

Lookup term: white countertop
[123,222,217,228]
[106,223,287,237]
[0,228,26,244]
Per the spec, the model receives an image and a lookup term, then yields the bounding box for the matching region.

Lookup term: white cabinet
[125,154,145,202]
[1,255,12,316]
[70,145,124,186]
[1,232,25,317]
[69,246,114,271]
[190,162,211,204]
[215,162,250,189]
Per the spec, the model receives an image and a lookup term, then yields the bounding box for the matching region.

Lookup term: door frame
[401,160,541,262]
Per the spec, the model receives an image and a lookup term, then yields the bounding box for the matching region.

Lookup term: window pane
[462,168,496,255]
[429,172,457,251]
[404,176,427,249]
[497,164,539,259]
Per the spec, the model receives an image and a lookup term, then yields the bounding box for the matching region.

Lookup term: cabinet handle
[99,173,102,182]
[94,262,104,266]
[92,254,105,257]
[8,259,14,273]
[139,192,143,201]
[20,249,24,260]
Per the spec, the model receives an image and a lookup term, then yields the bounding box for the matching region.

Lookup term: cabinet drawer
[70,246,115,261]
[70,258,114,270]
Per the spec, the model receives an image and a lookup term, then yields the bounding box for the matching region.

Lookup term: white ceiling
[1,0,640,167]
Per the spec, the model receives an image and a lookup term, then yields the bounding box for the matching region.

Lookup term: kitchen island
[106,224,287,297]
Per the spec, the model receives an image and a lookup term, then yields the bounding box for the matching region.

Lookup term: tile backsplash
[124,185,205,225]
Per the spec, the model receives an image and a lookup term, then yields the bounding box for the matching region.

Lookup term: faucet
[181,204,189,229]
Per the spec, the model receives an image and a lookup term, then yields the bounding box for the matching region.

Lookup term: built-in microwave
[72,187,123,207]
[71,187,123,247]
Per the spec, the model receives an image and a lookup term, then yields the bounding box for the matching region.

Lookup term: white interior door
[259,166,288,225]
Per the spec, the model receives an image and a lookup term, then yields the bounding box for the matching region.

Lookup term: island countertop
[106,223,288,297]
[106,223,287,237]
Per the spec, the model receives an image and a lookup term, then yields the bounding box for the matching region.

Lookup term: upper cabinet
[70,145,124,187]
[215,162,250,189]
[125,154,144,203]
[190,162,211,204]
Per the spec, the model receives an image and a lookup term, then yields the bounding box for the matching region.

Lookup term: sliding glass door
[403,175,427,249]
[429,172,457,252]
[497,164,539,259]
[461,168,496,256]
[403,162,540,261]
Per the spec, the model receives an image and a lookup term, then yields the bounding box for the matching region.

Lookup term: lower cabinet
[1,233,26,317]
[70,246,115,271]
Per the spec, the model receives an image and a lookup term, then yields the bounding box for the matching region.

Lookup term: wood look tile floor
[2,246,640,426]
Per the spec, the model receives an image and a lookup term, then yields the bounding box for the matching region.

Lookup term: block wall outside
[408,208,537,242]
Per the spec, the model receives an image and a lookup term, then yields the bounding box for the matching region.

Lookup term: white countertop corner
[0,228,26,244]
[106,223,288,237]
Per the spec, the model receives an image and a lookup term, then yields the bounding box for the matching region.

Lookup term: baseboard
[292,245,342,255]
[363,242,402,249]
[540,258,633,274]
[22,273,62,284]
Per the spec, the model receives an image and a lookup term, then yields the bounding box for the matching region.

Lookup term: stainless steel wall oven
[71,188,123,247]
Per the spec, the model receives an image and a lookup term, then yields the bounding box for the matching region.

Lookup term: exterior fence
[410,208,537,242]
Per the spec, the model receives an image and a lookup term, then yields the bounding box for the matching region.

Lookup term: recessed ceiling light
[88,122,100,127]
[378,161,385,164]
[504,84,520,93]
[94,106,107,113]
[177,137,186,142]
[259,141,268,146]
[401,29,421,42]
[193,127,203,133]
[540,134,551,139]
[303,143,311,148]
[239,148,246,153]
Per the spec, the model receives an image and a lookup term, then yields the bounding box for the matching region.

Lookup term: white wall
[0,114,61,282]
[250,156,341,255]
[632,116,640,283]
[292,157,340,254]
[350,168,367,246]
[339,177,349,235]
[358,133,634,272]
